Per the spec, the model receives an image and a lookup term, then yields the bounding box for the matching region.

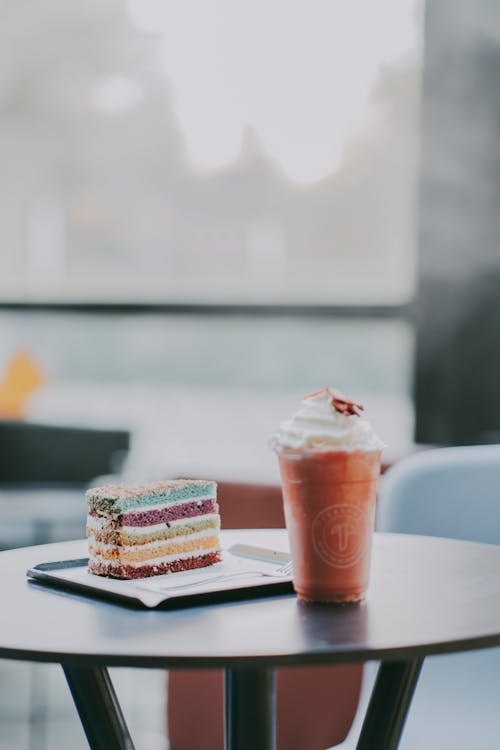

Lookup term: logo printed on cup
[312,504,367,568]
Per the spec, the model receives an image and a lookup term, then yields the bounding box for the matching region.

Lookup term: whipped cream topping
[271,387,385,453]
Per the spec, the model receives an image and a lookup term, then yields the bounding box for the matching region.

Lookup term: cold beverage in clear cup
[278,447,381,602]
[271,388,384,603]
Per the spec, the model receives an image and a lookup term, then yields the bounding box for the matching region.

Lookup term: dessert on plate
[86,479,221,579]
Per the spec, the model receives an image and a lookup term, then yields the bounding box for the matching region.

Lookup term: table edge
[3,630,500,669]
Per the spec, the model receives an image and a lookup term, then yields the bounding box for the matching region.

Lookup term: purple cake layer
[122,498,219,526]
[88,550,222,579]
[88,498,218,526]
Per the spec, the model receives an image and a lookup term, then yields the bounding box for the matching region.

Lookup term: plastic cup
[277,448,382,603]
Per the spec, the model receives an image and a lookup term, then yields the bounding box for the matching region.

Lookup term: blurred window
[0,0,422,305]
[0,0,423,474]
[0,312,414,479]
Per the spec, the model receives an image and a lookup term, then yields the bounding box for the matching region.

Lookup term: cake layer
[88,550,222,579]
[88,531,220,563]
[122,498,218,526]
[87,496,217,524]
[87,479,216,515]
[87,514,220,546]
[89,541,221,569]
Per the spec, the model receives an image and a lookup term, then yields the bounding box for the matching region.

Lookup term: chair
[0,420,130,485]
[0,420,131,750]
[375,444,500,749]
[0,420,130,547]
[167,481,363,750]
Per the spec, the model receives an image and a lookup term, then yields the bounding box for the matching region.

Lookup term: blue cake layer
[86,480,217,515]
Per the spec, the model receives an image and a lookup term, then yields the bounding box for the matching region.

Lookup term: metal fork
[139,560,293,594]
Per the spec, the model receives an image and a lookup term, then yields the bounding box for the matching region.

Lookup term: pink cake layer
[89,498,218,526]
[88,550,222,579]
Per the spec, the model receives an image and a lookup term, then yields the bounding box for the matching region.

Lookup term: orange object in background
[0,352,44,419]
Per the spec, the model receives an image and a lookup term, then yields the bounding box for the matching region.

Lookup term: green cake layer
[89,516,220,546]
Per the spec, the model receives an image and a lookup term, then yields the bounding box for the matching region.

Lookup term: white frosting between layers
[271,389,385,452]
[88,527,220,554]
[86,513,220,536]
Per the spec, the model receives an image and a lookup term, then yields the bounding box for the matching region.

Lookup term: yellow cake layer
[87,516,220,546]
[88,534,220,563]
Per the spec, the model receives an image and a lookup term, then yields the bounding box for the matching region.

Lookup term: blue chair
[375,444,500,749]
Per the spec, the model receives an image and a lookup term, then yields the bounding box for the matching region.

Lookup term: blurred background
[2,0,500,748]
[0,0,420,481]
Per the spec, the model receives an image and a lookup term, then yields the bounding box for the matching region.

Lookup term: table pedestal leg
[356,658,424,750]
[62,665,136,750]
[224,667,275,750]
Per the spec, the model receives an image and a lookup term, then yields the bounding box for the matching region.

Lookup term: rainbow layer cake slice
[86,479,221,579]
